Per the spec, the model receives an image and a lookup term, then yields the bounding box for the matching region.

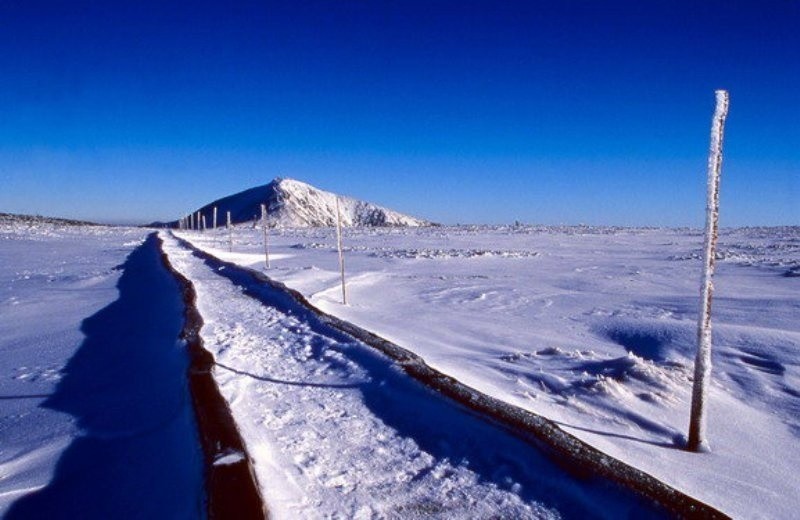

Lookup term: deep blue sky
[1,1,797,226]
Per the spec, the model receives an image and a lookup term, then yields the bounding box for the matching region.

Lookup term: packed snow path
[161,233,667,519]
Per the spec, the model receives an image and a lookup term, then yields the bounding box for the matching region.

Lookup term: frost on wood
[227,210,232,252]
[261,203,270,269]
[688,90,729,452]
[335,196,347,304]
[213,206,218,230]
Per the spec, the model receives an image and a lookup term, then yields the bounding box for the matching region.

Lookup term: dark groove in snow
[157,234,268,520]
[172,232,730,519]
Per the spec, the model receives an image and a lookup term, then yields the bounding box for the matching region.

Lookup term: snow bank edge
[156,233,269,520]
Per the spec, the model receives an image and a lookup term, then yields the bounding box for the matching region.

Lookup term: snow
[161,231,664,519]
[179,178,430,229]
[3,215,796,517]
[0,221,204,517]
[177,223,800,519]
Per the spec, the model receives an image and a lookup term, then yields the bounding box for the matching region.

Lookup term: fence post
[687,89,729,452]
[261,203,271,269]
[227,211,233,252]
[335,197,347,305]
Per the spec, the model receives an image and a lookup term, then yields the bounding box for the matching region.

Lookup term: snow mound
[499,349,689,403]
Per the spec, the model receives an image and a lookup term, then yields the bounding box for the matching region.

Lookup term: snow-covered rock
[182,178,431,228]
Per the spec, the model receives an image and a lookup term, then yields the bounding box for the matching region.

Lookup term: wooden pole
[687,89,729,452]
[213,206,218,229]
[227,211,233,252]
[335,197,347,305]
[261,204,270,269]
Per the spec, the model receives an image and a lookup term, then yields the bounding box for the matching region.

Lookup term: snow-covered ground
[161,232,664,519]
[0,221,204,517]
[177,224,800,519]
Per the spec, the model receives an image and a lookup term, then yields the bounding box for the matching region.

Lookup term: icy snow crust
[178,224,800,519]
[0,221,204,517]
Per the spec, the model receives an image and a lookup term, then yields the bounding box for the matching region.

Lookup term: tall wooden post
[261,204,270,269]
[687,90,729,452]
[227,211,233,252]
[335,197,347,305]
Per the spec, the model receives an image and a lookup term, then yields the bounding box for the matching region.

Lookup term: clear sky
[1,1,797,226]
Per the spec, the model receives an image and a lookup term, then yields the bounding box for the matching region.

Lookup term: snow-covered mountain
[181,178,431,228]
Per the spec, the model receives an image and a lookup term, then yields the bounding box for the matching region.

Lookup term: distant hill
[173,178,432,228]
[0,212,100,227]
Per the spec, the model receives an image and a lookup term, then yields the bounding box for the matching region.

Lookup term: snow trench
[157,234,267,519]
[164,233,728,519]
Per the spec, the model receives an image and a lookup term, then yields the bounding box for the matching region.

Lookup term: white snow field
[0,220,204,517]
[176,224,800,519]
[161,232,666,519]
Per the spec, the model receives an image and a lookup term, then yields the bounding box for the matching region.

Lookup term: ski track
[161,233,663,520]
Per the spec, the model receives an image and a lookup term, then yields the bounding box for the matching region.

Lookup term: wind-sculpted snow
[161,233,677,519]
[289,241,539,259]
[668,226,800,272]
[177,223,800,518]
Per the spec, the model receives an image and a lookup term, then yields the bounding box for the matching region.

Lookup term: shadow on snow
[7,233,204,519]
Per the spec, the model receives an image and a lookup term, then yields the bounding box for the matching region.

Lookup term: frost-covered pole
[687,90,729,453]
[201,215,206,233]
[261,203,271,269]
[227,211,233,252]
[335,197,347,304]
[213,206,218,230]
[196,212,201,231]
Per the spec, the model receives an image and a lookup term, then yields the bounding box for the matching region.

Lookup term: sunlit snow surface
[179,224,800,519]
[163,233,666,519]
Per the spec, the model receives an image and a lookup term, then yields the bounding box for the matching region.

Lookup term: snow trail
[161,233,666,519]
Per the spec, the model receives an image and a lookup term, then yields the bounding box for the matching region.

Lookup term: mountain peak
[182,179,431,228]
